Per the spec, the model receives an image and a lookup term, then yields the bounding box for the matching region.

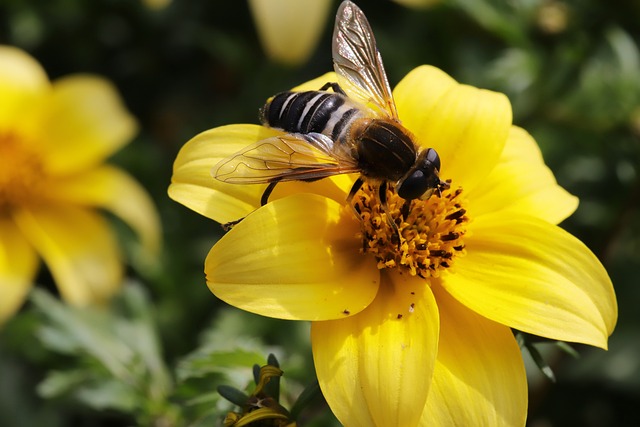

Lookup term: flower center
[0,132,46,213]
[353,181,468,278]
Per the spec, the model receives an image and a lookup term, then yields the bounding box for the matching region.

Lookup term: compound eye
[425,148,441,171]
[397,170,428,200]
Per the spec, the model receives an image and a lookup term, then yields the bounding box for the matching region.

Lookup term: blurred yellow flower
[392,0,440,9]
[169,67,617,425]
[248,0,333,66]
[141,0,172,11]
[0,46,160,324]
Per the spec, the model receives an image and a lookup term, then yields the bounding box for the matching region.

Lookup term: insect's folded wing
[212,133,359,184]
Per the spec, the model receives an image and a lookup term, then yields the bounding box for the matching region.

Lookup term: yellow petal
[206,193,379,320]
[169,124,271,223]
[142,0,172,10]
[290,72,337,92]
[248,0,333,66]
[394,65,512,192]
[311,273,439,427]
[47,165,161,254]
[421,284,527,426]
[13,205,123,306]
[0,45,49,132]
[0,217,39,324]
[169,124,350,224]
[38,75,138,174]
[445,213,617,349]
[467,126,579,224]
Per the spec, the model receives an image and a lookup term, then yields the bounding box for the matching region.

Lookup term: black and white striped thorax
[260,91,366,142]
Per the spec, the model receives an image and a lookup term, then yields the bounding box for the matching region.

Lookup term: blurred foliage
[0,0,639,426]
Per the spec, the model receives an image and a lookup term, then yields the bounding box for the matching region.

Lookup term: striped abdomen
[260,91,363,142]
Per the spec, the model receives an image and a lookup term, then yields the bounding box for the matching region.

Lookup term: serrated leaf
[113,284,173,398]
[37,370,88,398]
[38,371,140,412]
[73,380,140,412]
[29,284,175,422]
[30,289,136,379]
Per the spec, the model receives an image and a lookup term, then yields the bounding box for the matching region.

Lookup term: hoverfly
[213,1,448,238]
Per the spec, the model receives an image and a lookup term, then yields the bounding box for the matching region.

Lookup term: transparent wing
[212,132,359,184]
[332,1,398,120]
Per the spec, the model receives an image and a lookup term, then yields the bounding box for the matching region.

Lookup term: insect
[213,1,448,238]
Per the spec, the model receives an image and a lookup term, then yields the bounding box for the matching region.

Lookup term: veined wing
[212,132,359,184]
[332,1,399,120]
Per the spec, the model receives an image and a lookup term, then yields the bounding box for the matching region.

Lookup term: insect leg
[261,181,279,206]
[401,199,411,219]
[318,82,347,95]
[222,218,243,231]
[223,180,280,231]
[346,176,365,221]
[379,182,402,247]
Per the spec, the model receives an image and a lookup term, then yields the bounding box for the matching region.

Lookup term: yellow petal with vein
[13,205,123,306]
[39,75,138,174]
[48,165,161,254]
[446,213,617,349]
[206,193,379,320]
[312,273,439,427]
[394,65,512,192]
[169,124,350,224]
[467,126,578,224]
[169,124,271,223]
[421,285,527,426]
[290,72,337,92]
[0,217,39,324]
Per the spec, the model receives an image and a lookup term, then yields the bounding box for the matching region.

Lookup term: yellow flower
[141,0,172,10]
[248,0,333,66]
[0,46,160,324]
[169,67,617,426]
[391,0,440,9]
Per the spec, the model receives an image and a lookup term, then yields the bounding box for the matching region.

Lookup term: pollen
[353,182,468,278]
[0,132,45,212]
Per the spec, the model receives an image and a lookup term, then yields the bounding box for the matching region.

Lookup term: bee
[213,1,448,237]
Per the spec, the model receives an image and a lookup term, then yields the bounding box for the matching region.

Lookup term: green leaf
[176,349,268,382]
[28,284,175,422]
[552,26,640,129]
[31,288,138,380]
[525,341,557,383]
[73,380,140,412]
[447,0,533,46]
[37,370,87,398]
[290,380,321,420]
[217,385,249,406]
[38,370,140,412]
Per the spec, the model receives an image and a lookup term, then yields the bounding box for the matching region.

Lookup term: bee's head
[397,148,449,200]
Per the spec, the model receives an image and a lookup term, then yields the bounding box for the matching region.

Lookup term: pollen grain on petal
[353,182,468,279]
